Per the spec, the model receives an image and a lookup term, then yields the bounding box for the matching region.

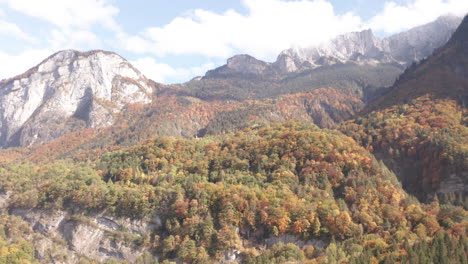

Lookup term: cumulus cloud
[1,0,467,84]
[0,0,120,57]
[0,49,52,80]
[0,19,33,40]
[121,0,468,63]
[0,0,120,31]
[131,57,215,84]
[368,0,468,34]
[123,0,363,61]
[0,7,33,41]
[48,28,102,51]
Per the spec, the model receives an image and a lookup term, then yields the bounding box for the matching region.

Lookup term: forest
[0,121,466,263]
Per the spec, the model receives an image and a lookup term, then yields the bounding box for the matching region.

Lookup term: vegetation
[1,121,466,263]
[0,214,36,264]
[183,63,401,101]
[341,96,468,200]
[0,17,466,262]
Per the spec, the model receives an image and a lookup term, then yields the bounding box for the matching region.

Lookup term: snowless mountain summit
[0,50,153,148]
[274,15,463,72]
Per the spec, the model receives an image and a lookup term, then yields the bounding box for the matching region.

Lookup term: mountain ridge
[365,14,468,112]
[275,14,462,73]
[0,15,463,150]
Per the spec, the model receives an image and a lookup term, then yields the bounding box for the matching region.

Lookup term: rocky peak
[0,49,153,148]
[205,54,275,78]
[382,14,462,62]
[274,29,386,73]
[274,15,463,73]
[226,54,271,75]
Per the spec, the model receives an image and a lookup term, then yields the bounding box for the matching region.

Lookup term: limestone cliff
[0,50,153,148]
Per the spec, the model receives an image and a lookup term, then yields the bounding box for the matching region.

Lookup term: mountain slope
[2,122,466,263]
[342,15,468,200]
[367,15,468,111]
[0,50,154,148]
[20,88,362,163]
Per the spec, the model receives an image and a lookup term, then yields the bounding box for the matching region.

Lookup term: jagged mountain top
[274,14,463,73]
[202,15,462,79]
[277,28,384,68]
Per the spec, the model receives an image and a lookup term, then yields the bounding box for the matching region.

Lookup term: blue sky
[0,0,467,84]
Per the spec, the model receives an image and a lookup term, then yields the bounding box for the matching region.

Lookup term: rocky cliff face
[383,14,462,62]
[0,50,153,148]
[275,15,462,73]
[0,190,159,263]
[275,29,387,72]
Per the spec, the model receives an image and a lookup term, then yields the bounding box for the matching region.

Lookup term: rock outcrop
[9,208,159,263]
[0,50,153,148]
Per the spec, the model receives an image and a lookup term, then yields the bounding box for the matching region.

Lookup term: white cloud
[131,57,215,84]
[0,0,120,31]
[121,0,468,62]
[123,0,363,61]
[48,28,102,51]
[0,0,118,61]
[0,49,52,80]
[119,33,153,54]
[0,19,33,40]
[0,6,33,41]
[369,0,468,34]
[1,0,467,85]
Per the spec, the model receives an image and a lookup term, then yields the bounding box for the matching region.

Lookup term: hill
[1,122,466,263]
[342,15,468,200]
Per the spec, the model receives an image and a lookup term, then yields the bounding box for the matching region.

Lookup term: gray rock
[274,15,462,73]
[0,50,153,148]
[10,208,155,263]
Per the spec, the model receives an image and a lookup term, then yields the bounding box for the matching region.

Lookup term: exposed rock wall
[0,50,153,148]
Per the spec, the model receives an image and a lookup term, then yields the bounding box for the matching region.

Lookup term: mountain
[367,15,468,110]
[384,14,463,62]
[275,15,462,73]
[275,29,388,72]
[341,14,468,200]
[205,54,278,77]
[184,55,401,102]
[180,15,461,105]
[0,16,459,150]
[0,16,459,159]
[0,50,154,148]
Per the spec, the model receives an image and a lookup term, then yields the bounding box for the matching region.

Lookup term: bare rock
[0,50,154,148]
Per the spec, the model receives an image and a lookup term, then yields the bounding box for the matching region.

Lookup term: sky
[0,0,467,84]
